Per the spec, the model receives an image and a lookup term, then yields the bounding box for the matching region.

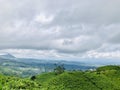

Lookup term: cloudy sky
[0,0,120,60]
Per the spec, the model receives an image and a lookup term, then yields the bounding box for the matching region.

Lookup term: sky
[0,0,120,60]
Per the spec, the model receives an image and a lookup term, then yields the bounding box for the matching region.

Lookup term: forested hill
[0,65,120,90]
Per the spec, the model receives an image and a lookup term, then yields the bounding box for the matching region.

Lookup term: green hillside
[0,65,120,90]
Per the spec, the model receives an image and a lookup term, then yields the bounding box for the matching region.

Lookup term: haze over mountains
[0,53,92,77]
[0,53,15,59]
[0,52,119,77]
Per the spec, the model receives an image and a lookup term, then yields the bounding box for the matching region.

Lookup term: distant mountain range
[0,53,96,77]
[0,53,120,77]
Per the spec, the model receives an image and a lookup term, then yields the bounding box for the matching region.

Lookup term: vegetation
[0,74,41,90]
[54,64,65,75]
[0,65,120,90]
[0,58,96,77]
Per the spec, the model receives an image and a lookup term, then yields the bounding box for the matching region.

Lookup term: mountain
[0,53,96,77]
[0,53,15,59]
[0,53,119,77]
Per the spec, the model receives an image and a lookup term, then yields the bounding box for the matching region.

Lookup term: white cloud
[34,13,54,24]
[0,0,120,60]
[84,50,120,59]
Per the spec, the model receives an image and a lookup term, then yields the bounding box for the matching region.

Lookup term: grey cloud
[0,0,120,59]
[109,32,120,43]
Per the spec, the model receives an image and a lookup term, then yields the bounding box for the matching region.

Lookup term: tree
[54,64,65,75]
[30,76,36,80]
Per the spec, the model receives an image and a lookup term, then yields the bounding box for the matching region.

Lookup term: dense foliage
[54,64,65,75]
[0,74,41,90]
[0,65,120,90]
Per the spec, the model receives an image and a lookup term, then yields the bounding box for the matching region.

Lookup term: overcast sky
[0,0,120,60]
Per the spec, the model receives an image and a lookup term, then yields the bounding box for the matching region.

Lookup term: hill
[38,65,120,90]
[0,65,120,90]
[0,54,96,77]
